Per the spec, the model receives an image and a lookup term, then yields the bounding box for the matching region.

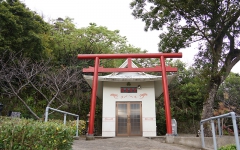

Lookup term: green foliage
[130,0,240,53]
[0,117,75,150]
[156,106,166,135]
[131,1,240,134]
[49,18,146,67]
[155,60,205,134]
[68,120,86,136]
[0,0,50,59]
[170,61,205,120]
[48,119,86,136]
[218,144,236,150]
[215,73,240,114]
[0,12,147,121]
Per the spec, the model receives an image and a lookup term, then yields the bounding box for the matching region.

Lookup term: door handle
[127,115,130,123]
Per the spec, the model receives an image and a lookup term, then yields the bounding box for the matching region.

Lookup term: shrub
[0,117,75,150]
[67,120,86,136]
[47,119,86,136]
[218,144,236,150]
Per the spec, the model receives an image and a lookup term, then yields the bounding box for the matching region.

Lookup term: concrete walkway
[72,137,203,150]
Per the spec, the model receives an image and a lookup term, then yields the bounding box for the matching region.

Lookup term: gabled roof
[111,59,145,76]
[83,59,177,99]
[118,59,138,69]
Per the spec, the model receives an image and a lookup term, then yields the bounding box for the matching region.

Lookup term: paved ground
[72,137,203,150]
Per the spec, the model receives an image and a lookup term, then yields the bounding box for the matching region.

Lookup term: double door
[116,102,142,136]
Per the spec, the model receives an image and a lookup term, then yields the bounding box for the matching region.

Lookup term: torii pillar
[78,53,182,140]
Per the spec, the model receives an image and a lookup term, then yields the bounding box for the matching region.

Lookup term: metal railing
[200,112,240,150]
[45,107,79,137]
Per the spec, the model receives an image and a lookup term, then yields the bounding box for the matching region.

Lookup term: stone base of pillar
[73,136,80,140]
[86,134,95,140]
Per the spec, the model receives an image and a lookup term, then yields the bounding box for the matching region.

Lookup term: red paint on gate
[77,53,182,136]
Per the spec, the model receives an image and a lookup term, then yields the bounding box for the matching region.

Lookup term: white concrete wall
[102,81,156,137]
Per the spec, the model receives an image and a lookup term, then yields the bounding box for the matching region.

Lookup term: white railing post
[200,112,240,150]
[64,114,67,125]
[44,107,79,137]
[211,120,217,150]
[76,116,79,136]
[217,118,221,137]
[45,107,49,122]
[230,112,240,150]
[200,122,205,148]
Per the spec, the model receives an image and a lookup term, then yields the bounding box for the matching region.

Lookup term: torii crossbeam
[77,53,182,138]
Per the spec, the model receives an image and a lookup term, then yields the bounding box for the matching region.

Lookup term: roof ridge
[113,59,145,75]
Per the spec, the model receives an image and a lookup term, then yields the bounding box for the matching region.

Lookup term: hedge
[0,117,76,150]
[218,144,236,150]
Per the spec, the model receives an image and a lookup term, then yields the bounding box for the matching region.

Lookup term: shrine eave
[83,74,177,99]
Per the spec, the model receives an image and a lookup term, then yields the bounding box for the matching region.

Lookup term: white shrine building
[83,59,176,137]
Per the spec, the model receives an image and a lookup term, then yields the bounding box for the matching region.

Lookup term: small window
[120,87,137,93]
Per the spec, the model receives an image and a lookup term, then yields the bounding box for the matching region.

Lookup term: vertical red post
[160,56,172,135]
[88,57,99,135]
[128,58,132,68]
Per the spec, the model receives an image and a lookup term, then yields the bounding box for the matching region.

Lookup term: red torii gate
[77,53,182,137]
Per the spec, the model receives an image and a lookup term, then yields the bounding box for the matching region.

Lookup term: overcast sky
[21,0,239,73]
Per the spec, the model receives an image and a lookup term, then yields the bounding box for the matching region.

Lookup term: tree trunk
[201,82,219,137]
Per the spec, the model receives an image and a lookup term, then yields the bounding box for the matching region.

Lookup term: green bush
[67,120,86,136]
[0,117,75,150]
[218,144,236,150]
[47,119,86,136]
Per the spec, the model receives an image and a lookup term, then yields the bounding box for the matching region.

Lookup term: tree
[0,51,84,119]
[170,60,205,133]
[130,0,240,136]
[0,11,147,119]
[155,60,206,135]
[215,72,240,114]
[48,18,147,69]
[0,52,46,119]
[0,0,50,60]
